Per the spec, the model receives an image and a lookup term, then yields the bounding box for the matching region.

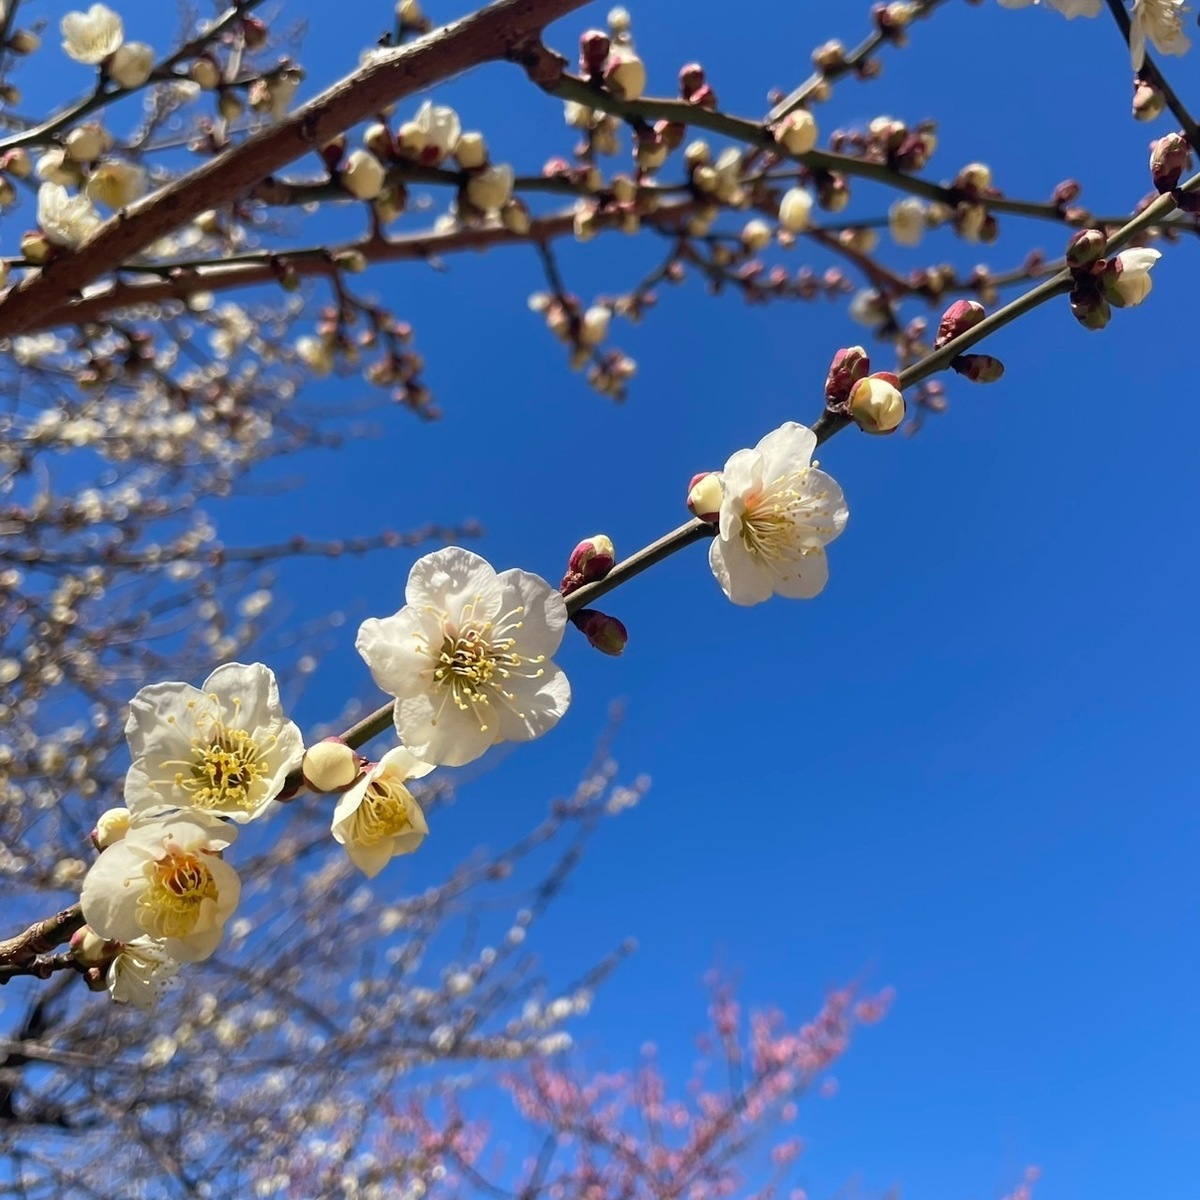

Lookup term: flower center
[740,471,823,563]
[164,694,273,814]
[424,600,546,732]
[137,844,219,940]
[354,777,420,847]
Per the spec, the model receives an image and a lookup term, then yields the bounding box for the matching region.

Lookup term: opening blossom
[80,810,240,963]
[1129,0,1191,70]
[357,547,571,767]
[331,746,434,877]
[60,4,124,64]
[1107,247,1161,306]
[37,183,103,248]
[709,422,849,606]
[107,936,182,1010]
[123,662,305,824]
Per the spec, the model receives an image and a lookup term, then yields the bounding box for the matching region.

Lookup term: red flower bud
[951,354,1005,383]
[824,345,871,407]
[934,299,986,349]
[561,535,616,595]
[572,609,628,656]
[1150,131,1192,194]
[579,30,611,76]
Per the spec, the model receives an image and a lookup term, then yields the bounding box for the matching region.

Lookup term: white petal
[492,662,572,743]
[404,546,502,622]
[357,608,433,700]
[80,842,146,942]
[202,661,283,734]
[754,421,817,478]
[494,567,568,655]
[709,537,774,606]
[395,693,495,767]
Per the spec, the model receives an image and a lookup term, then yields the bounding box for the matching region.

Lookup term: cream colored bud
[218,91,243,121]
[501,200,531,234]
[190,57,221,90]
[397,0,425,22]
[692,164,718,194]
[373,185,406,224]
[86,159,146,209]
[741,218,772,252]
[92,806,131,849]
[109,42,155,89]
[465,163,513,211]
[777,186,813,232]
[8,29,39,55]
[455,131,488,169]
[395,121,427,158]
[65,125,106,163]
[686,471,723,522]
[341,149,387,200]
[302,739,362,793]
[579,305,611,346]
[70,926,115,968]
[5,148,31,179]
[849,375,905,434]
[20,231,53,264]
[958,161,992,192]
[684,139,711,167]
[887,196,925,247]
[774,109,818,156]
[363,122,393,161]
[605,50,646,100]
[610,175,636,205]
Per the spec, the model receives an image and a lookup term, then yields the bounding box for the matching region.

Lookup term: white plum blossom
[60,4,123,64]
[37,183,103,247]
[123,662,305,823]
[85,159,147,209]
[357,547,571,767]
[81,810,240,963]
[107,936,182,1009]
[1129,0,1191,69]
[1107,247,1161,306]
[709,422,849,606]
[331,746,434,877]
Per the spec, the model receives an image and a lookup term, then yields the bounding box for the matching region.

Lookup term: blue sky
[28,0,1200,1195]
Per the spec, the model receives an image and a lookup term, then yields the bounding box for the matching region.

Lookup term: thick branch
[0,0,590,339]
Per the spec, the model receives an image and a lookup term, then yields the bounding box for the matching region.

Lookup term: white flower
[36,149,77,186]
[1108,247,1161,306]
[465,163,514,212]
[86,159,147,209]
[414,100,461,164]
[60,4,123,64]
[107,936,181,1009]
[356,547,571,767]
[37,183,102,247]
[109,41,155,89]
[92,806,131,849]
[1129,0,1190,70]
[778,187,813,232]
[888,197,926,246]
[340,149,387,200]
[331,746,434,877]
[81,810,240,963]
[709,422,849,606]
[122,662,305,823]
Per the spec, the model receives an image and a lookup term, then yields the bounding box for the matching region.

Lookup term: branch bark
[0,0,590,339]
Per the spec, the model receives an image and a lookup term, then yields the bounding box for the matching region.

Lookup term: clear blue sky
[59,1,1200,1195]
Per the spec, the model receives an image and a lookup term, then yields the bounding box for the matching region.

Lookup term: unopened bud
[824,344,871,410]
[302,738,364,793]
[686,471,723,522]
[91,806,131,850]
[778,186,813,232]
[20,230,52,264]
[951,354,1005,383]
[1069,285,1111,331]
[341,149,387,200]
[934,299,986,349]
[572,609,628,656]
[70,926,115,968]
[817,173,850,213]
[605,50,646,100]
[1133,80,1166,122]
[561,535,616,594]
[773,109,818,156]
[741,218,772,252]
[190,56,221,90]
[7,29,39,55]
[579,29,611,75]
[1149,131,1191,194]
[1065,227,1107,269]
[955,161,992,194]
[678,62,706,100]
[455,131,488,170]
[501,199,531,234]
[848,373,905,434]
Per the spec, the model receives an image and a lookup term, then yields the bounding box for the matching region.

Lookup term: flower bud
[561,534,616,594]
[579,29,611,75]
[777,186,813,232]
[190,56,221,90]
[501,199,531,234]
[1064,227,1107,269]
[817,174,850,212]
[824,345,871,407]
[3,148,31,179]
[218,91,244,122]
[934,299,986,349]
[686,471,723,522]
[302,737,364,793]
[678,61,706,99]
[887,196,925,246]
[773,109,818,156]
[954,161,992,194]
[92,806,131,850]
[455,131,488,170]
[341,149,387,200]
[7,29,39,55]
[109,42,155,89]
[741,218,772,252]
[70,926,116,969]
[1133,80,1166,122]
[20,230,53,264]
[1069,285,1111,331]
[1102,247,1161,308]
[1149,131,1191,194]
[86,159,147,209]
[65,124,107,163]
[604,50,646,100]
[848,373,905,434]
[572,609,628,656]
[464,163,514,211]
[951,354,1005,383]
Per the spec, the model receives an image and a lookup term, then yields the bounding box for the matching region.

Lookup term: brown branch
[0,0,591,339]
[0,907,85,973]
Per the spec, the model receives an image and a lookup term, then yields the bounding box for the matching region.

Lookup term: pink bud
[678,62,706,98]
[561,535,616,595]
[1064,227,1107,269]
[824,345,871,407]
[1150,131,1191,194]
[579,29,611,76]
[1069,284,1111,331]
[951,354,1005,383]
[934,299,986,349]
[572,609,628,656]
